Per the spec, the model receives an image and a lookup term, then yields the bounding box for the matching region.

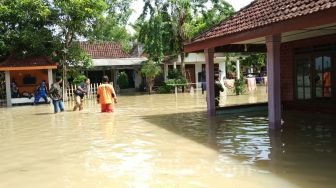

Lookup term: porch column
[236,60,240,79]
[219,61,226,81]
[164,63,168,82]
[205,48,215,116]
[47,69,53,89]
[5,71,11,107]
[195,63,202,89]
[266,34,282,129]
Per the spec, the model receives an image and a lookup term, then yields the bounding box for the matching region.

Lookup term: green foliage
[0,0,55,60]
[72,75,87,85]
[53,0,108,42]
[141,60,162,93]
[234,78,246,95]
[137,2,176,62]
[166,68,187,89]
[240,53,266,72]
[184,0,235,39]
[0,0,107,77]
[137,0,235,76]
[118,71,129,89]
[90,0,134,53]
[158,82,174,93]
[167,69,183,80]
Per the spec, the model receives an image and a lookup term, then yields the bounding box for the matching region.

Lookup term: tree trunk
[147,79,153,95]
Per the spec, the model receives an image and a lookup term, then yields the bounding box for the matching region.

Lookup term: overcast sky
[128,0,254,27]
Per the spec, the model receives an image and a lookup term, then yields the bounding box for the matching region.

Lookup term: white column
[195,63,202,89]
[5,71,11,107]
[205,48,215,116]
[47,69,53,88]
[173,61,177,69]
[266,34,282,129]
[236,60,240,79]
[164,64,168,82]
[219,61,226,81]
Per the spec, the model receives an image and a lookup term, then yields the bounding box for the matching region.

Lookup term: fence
[65,83,104,101]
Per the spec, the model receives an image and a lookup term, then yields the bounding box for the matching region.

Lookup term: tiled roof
[193,0,336,43]
[0,56,57,68]
[80,42,130,59]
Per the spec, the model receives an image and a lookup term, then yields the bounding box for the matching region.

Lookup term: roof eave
[185,7,336,53]
[0,65,58,71]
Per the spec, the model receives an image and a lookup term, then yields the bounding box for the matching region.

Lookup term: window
[314,55,332,97]
[295,47,334,100]
[296,56,311,100]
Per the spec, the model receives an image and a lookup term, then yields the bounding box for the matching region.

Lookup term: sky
[128,0,254,30]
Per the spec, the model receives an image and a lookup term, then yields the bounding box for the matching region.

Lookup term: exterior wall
[171,52,227,89]
[10,70,49,94]
[280,34,336,101]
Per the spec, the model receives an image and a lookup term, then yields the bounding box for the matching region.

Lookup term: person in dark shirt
[49,76,64,113]
[11,80,19,98]
[73,78,90,111]
[214,74,224,107]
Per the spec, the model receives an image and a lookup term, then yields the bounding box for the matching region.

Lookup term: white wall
[168,54,227,89]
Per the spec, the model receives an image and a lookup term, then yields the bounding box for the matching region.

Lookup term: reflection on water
[144,109,336,188]
[0,91,335,188]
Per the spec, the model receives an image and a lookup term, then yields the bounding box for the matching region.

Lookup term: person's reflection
[323,70,331,97]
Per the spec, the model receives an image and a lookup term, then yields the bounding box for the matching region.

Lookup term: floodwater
[0,89,335,188]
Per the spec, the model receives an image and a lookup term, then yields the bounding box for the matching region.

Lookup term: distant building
[80,42,147,90]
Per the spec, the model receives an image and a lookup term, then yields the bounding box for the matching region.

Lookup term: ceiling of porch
[233,23,336,45]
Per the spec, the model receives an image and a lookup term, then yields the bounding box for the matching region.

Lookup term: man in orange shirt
[97,76,117,113]
[323,71,331,97]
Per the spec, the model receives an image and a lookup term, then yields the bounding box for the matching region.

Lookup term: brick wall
[280,34,336,101]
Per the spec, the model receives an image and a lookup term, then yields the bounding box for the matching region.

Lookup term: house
[80,42,147,90]
[184,0,336,129]
[0,56,57,106]
[164,53,242,89]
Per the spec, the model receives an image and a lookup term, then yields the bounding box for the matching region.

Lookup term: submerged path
[0,90,335,188]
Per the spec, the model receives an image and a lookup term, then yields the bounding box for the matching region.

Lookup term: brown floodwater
[0,89,335,188]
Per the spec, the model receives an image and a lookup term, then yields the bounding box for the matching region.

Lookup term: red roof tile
[192,0,336,43]
[0,56,57,69]
[80,42,130,59]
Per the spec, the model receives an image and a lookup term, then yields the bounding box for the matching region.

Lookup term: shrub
[118,71,129,89]
[72,75,86,85]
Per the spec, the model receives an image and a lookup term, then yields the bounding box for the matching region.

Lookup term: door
[185,64,196,88]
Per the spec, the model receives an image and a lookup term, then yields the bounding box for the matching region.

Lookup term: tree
[137,0,234,77]
[240,53,266,73]
[89,0,134,52]
[51,0,108,87]
[137,1,176,63]
[0,0,56,61]
[141,60,162,94]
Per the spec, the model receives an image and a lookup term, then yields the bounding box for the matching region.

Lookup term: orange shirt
[97,84,116,104]
[323,72,331,87]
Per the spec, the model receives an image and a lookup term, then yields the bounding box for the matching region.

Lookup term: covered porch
[184,0,336,129]
[0,56,57,107]
[86,57,147,90]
